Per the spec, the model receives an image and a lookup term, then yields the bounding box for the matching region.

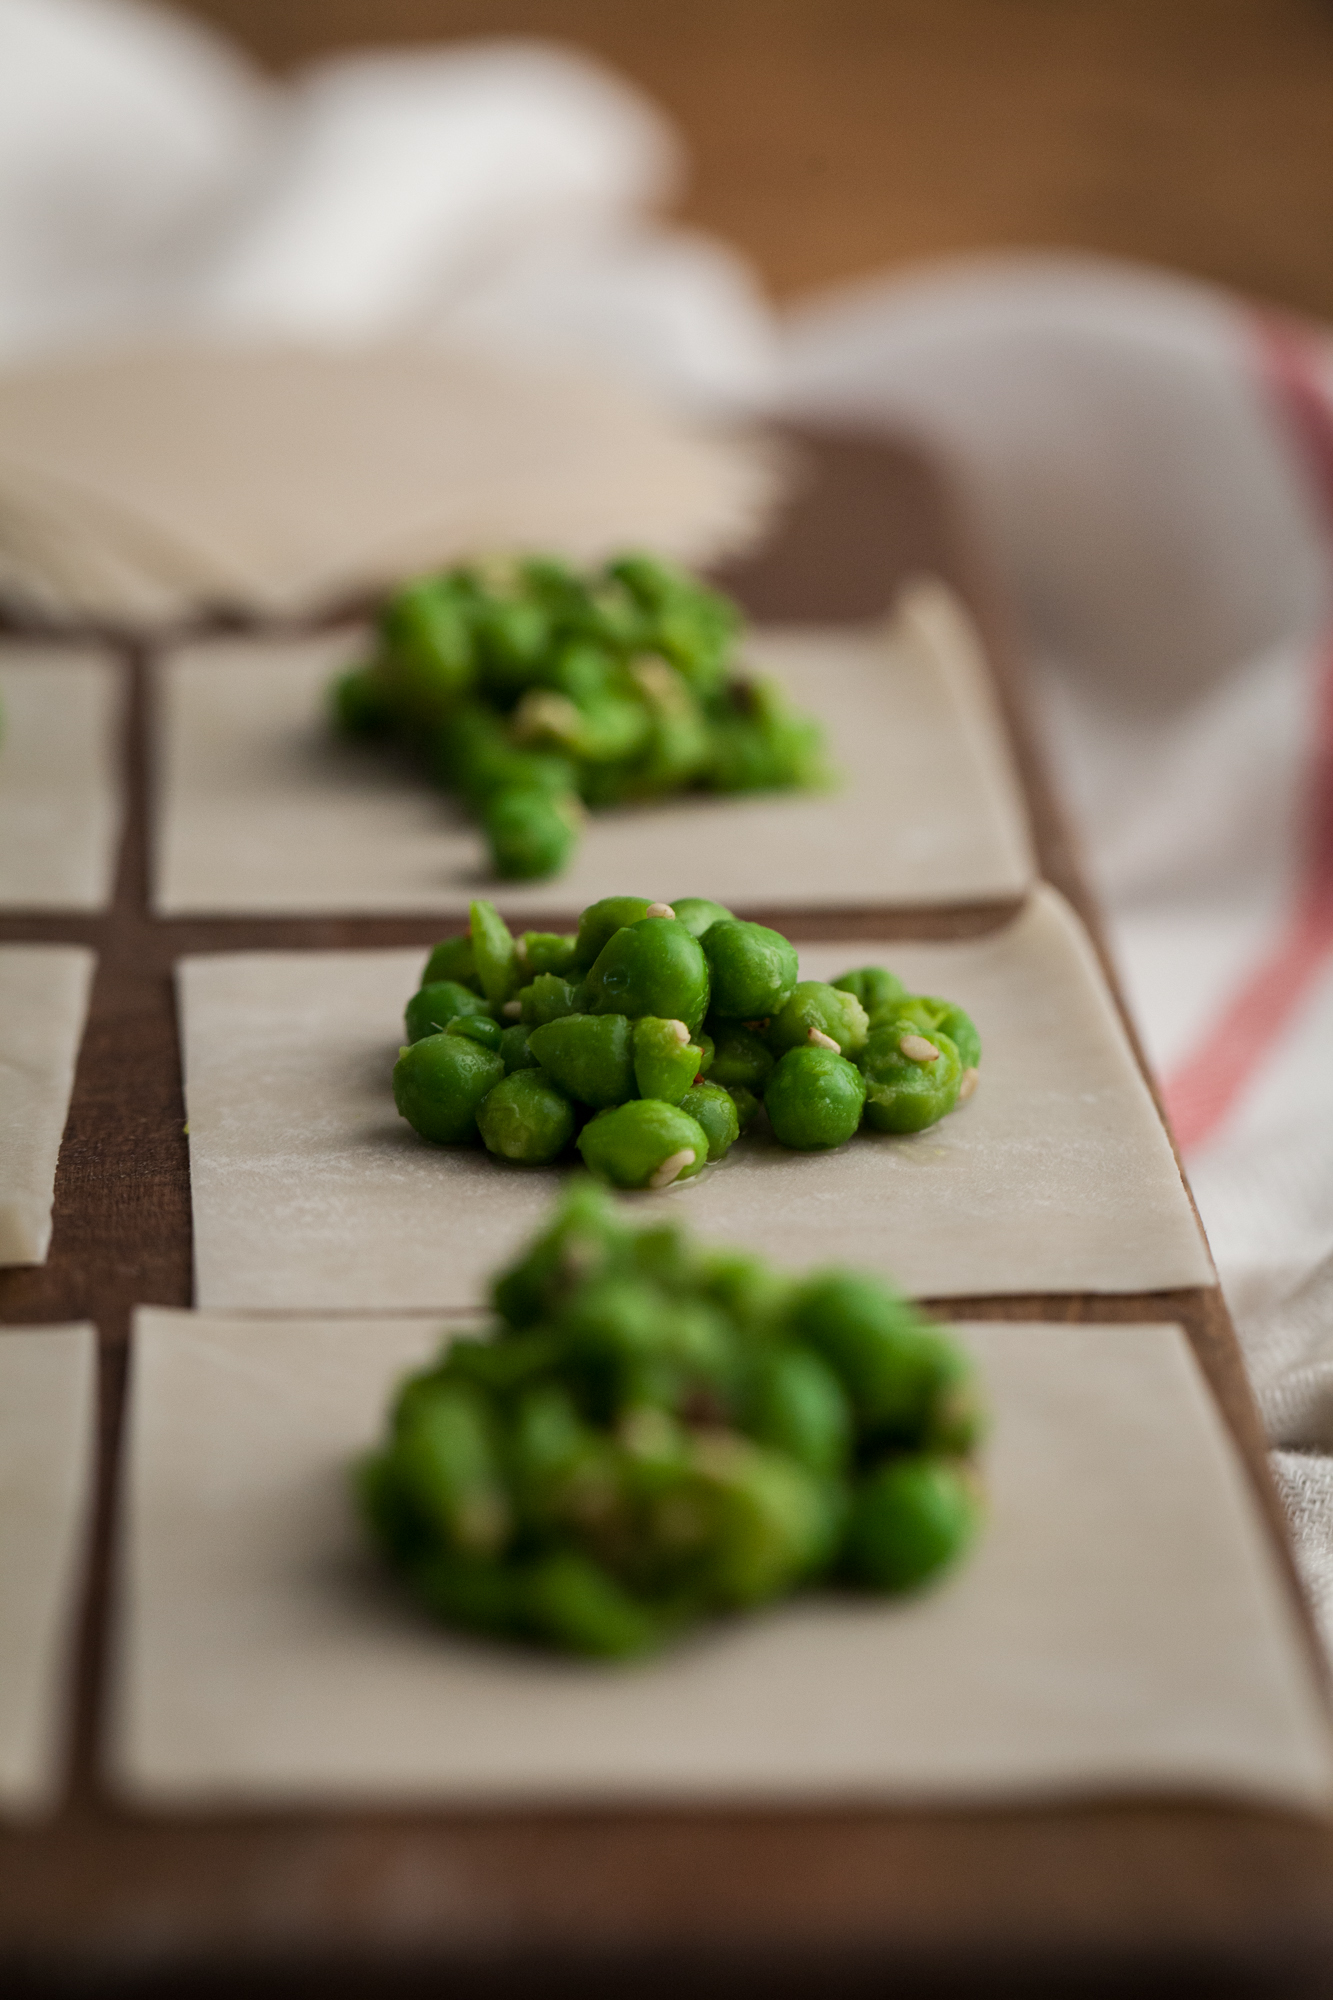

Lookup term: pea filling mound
[331,553,828,881]
[357,1181,984,1657]
[393,895,982,1189]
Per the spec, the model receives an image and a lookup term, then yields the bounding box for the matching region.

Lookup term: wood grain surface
[3,432,1333,1998]
[177,0,1333,321]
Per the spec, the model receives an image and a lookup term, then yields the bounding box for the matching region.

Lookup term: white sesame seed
[502,999,522,1020]
[899,1033,940,1063]
[667,1018,690,1043]
[807,1027,840,1052]
[957,1066,979,1102]
[646,901,675,920]
[648,1148,695,1191]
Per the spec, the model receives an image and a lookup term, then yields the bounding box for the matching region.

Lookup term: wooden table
[3,431,1333,1997]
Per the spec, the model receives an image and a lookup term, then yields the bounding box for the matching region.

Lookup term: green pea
[519,931,578,977]
[696,1031,715,1076]
[632,1016,701,1105]
[522,1551,665,1657]
[393,1033,504,1143]
[690,1438,837,1606]
[404,980,493,1044]
[446,1015,504,1052]
[702,920,799,1022]
[379,578,475,719]
[843,1456,981,1592]
[859,1022,962,1133]
[391,1382,511,1557]
[469,898,521,1006]
[697,1248,792,1335]
[726,1083,761,1133]
[518,973,586,1028]
[586,917,710,1035]
[763,1046,866,1151]
[767,981,869,1059]
[786,1272,982,1451]
[669,896,734,939]
[484,786,578,880]
[491,1178,628,1329]
[421,935,481,991]
[896,996,982,1071]
[706,1023,774,1093]
[577,1100,709,1190]
[499,1023,540,1074]
[743,1347,852,1478]
[572,895,654,972]
[831,966,905,1023]
[477,1069,576,1166]
[528,1013,635,1109]
[331,663,394,737]
[679,1082,740,1162]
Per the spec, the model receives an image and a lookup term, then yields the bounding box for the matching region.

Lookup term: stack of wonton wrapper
[0,344,778,627]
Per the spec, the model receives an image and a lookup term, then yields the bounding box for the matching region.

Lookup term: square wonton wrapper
[1,1325,97,1820]
[107,1311,1333,1812]
[0,649,124,910]
[0,946,97,1266]
[152,579,1034,917]
[178,886,1212,1313]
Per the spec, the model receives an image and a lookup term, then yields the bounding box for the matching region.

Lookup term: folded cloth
[779,254,1333,1642]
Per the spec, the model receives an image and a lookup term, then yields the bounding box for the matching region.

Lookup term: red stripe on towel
[1163,317,1333,1152]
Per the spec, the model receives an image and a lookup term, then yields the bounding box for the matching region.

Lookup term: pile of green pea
[358,1180,984,1657]
[331,552,826,881]
[392,894,981,1190]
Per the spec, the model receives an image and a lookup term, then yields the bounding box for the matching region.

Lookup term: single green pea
[726,1083,761,1133]
[767,981,870,1059]
[391,1382,511,1557]
[392,1033,505,1144]
[484,785,579,880]
[679,1082,740,1163]
[831,966,906,1023]
[763,1046,866,1151]
[702,920,799,1022]
[577,1100,709,1190]
[499,1023,540,1074]
[586,918,711,1035]
[477,1069,577,1166]
[491,1178,629,1329]
[519,931,578,977]
[446,1015,504,1052]
[572,896,654,972]
[528,1013,635,1109]
[632,1016,701,1105]
[669,896,734,939]
[518,973,586,1028]
[859,1022,962,1133]
[379,578,476,719]
[843,1455,981,1592]
[421,935,481,991]
[690,1437,838,1606]
[404,980,493,1045]
[522,1550,665,1657]
[786,1271,982,1451]
[707,1022,775,1093]
[469,899,521,1006]
[743,1347,852,1478]
[331,663,394,737]
[895,995,982,1071]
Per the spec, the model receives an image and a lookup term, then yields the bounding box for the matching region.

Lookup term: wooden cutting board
[3,427,1331,1999]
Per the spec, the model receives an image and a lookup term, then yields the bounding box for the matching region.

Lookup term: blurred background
[173,0,1333,316]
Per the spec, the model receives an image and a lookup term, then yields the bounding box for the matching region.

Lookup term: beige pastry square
[152,579,1034,917]
[177,886,1212,1313]
[106,1311,1332,1812]
[0,945,97,1266]
[1,1325,97,1821]
[0,649,124,910]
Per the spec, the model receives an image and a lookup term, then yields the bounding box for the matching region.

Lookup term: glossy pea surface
[669,897,733,939]
[528,1013,635,1109]
[632,1016,701,1105]
[702,920,799,1021]
[766,981,869,1059]
[576,1100,708,1189]
[859,1023,962,1133]
[404,980,493,1044]
[477,1069,576,1165]
[678,1081,740,1162]
[585,918,710,1035]
[392,1034,504,1144]
[763,1046,866,1150]
[572,896,653,972]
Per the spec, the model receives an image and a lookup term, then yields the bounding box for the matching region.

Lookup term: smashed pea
[333,555,829,882]
[393,897,983,1184]
[358,1182,984,1655]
